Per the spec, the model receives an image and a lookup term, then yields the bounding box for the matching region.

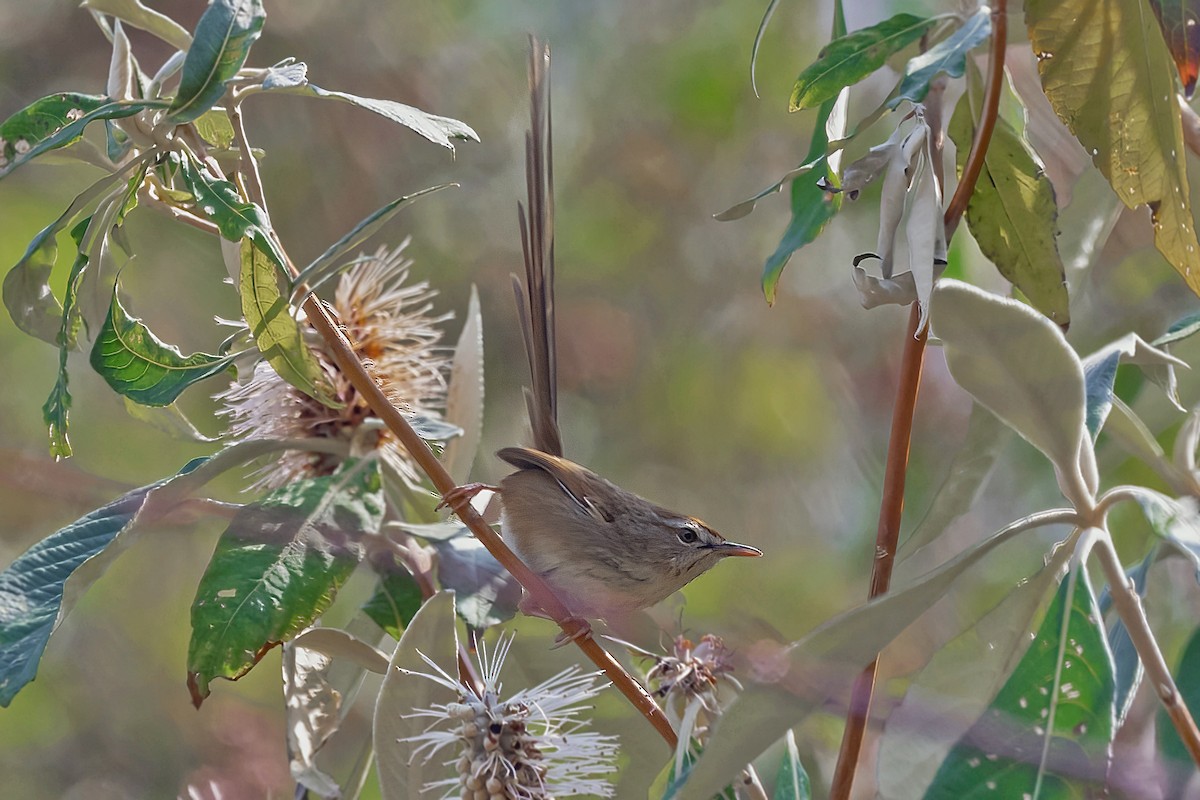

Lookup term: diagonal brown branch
[218,101,678,748]
[828,4,1008,798]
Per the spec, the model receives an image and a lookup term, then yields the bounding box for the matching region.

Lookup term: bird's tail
[513,36,563,457]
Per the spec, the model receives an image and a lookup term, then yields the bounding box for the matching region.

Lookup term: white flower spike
[401,635,619,799]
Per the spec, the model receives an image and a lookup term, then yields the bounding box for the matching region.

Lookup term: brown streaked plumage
[448,37,761,625]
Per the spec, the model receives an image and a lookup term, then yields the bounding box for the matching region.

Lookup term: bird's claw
[436,483,500,512]
[551,616,593,649]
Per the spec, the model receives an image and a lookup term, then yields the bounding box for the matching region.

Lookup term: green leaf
[194,109,235,149]
[173,157,337,405]
[1127,488,1200,580]
[404,525,520,629]
[677,514,1063,800]
[877,557,1065,797]
[658,741,736,800]
[1148,0,1200,98]
[373,591,459,800]
[1081,335,1185,441]
[239,238,340,407]
[293,184,455,290]
[187,460,384,705]
[760,4,847,304]
[89,287,235,406]
[0,96,163,179]
[272,83,479,151]
[762,155,842,305]
[81,0,192,51]
[948,63,1068,327]
[0,456,209,706]
[167,0,265,123]
[3,160,130,347]
[1155,307,1200,346]
[923,564,1115,799]
[176,156,285,264]
[42,217,94,458]
[0,93,108,163]
[362,568,424,640]
[774,730,812,800]
[890,8,991,109]
[1027,0,1200,297]
[790,13,936,112]
[931,280,1093,506]
[1159,625,1200,772]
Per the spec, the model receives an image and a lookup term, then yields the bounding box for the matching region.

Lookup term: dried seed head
[216,240,452,490]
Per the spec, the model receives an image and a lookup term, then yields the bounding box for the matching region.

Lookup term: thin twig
[298,293,676,747]
[828,4,1008,797]
[220,116,677,747]
[1092,532,1200,764]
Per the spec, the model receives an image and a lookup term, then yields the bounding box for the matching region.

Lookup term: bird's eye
[678,528,699,544]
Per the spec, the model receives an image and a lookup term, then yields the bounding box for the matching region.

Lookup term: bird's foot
[436,482,500,512]
[518,593,593,649]
[551,616,594,649]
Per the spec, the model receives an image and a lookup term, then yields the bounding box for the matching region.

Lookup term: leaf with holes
[167,0,265,123]
[1027,0,1200,297]
[187,460,384,705]
[175,156,285,264]
[677,515,1061,800]
[0,96,162,179]
[89,288,235,406]
[922,564,1115,798]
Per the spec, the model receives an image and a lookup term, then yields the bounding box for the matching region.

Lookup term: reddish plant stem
[828,4,1008,798]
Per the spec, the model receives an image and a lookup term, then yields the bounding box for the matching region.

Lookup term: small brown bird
[444,39,760,630]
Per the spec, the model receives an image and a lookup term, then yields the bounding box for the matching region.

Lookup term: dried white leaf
[842,122,907,200]
[106,20,135,101]
[1085,333,1189,412]
[442,285,484,484]
[1175,404,1200,476]
[283,638,343,798]
[852,261,918,308]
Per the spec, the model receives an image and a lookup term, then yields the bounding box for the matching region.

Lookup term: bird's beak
[716,541,762,558]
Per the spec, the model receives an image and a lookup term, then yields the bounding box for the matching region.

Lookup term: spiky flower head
[216,240,451,490]
[640,634,741,746]
[403,636,619,799]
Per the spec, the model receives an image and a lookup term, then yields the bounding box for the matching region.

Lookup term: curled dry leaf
[850,109,946,329]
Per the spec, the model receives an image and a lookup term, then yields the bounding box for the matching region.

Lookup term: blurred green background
[3,1,1200,798]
